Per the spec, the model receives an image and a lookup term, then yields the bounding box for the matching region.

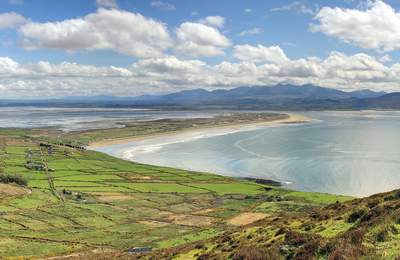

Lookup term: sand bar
[87,113,310,149]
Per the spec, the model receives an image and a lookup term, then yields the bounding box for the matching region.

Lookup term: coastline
[87,113,311,149]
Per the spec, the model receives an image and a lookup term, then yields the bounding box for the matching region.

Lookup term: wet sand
[88,113,311,149]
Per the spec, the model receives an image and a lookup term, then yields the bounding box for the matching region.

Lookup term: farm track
[39,146,64,202]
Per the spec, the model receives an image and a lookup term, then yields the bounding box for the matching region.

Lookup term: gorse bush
[384,190,400,201]
[347,207,368,223]
[0,174,27,186]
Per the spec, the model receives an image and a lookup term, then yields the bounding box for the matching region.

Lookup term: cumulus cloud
[134,56,205,74]
[233,44,289,63]
[150,1,176,11]
[96,0,118,8]
[197,16,225,28]
[311,1,400,52]
[0,12,27,29]
[2,48,400,98]
[175,22,231,57]
[1,2,399,97]
[239,27,263,36]
[19,8,172,58]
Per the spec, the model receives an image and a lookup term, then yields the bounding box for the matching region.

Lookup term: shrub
[232,246,266,260]
[328,244,362,260]
[375,229,389,242]
[374,225,396,242]
[346,229,365,246]
[347,207,368,223]
[0,174,27,186]
[194,243,205,249]
[384,191,400,201]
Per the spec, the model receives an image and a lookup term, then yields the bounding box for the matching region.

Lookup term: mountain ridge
[0,84,396,110]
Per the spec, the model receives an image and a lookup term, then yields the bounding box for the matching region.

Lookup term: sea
[1,107,400,197]
[94,110,400,197]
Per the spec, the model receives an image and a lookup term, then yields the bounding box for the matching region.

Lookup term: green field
[0,124,352,259]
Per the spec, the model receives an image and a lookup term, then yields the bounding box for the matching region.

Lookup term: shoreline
[87,113,311,149]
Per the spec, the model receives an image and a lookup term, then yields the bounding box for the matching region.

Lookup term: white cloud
[175,22,231,57]
[19,9,172,58]
[311,1,400,52]
[320,52,388,83]
[2,48,400,97]
[150,1,176,11]
[134,56,205,74]
[197,16,225,28]
[271,1,315,15]
[0,57,27,75]
[96,0,118,8]
[239,27,263,36]
[244,8,252,13]
[0,12,27,29]
[233,44,289,63]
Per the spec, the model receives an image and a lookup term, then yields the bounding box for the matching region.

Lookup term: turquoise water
[99,111,400,197]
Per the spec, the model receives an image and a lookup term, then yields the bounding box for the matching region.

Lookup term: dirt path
[39,146,64,202]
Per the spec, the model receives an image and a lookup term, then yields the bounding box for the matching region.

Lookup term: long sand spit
[88,113,311,149]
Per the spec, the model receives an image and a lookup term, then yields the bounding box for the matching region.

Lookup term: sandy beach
[88,113,311,149]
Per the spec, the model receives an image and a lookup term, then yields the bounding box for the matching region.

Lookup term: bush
[346,229,365,246]
[232,246,266,260]
[384,191,400,201]
[0,174,27,186]
[374,225,397,242]
[347,207,368,223]
[375,229,389,242]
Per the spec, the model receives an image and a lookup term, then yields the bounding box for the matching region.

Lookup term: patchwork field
[0,128,351,259]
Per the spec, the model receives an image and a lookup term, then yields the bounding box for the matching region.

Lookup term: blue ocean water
[101,111,400,197]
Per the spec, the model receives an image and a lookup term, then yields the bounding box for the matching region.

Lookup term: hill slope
[145,189,400,259]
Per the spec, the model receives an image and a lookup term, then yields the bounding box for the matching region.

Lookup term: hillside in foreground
[55,188,400,259]
[153,189,400,259]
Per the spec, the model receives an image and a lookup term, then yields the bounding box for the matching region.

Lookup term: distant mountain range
[1,84,399,110]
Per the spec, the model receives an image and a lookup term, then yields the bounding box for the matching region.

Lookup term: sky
[0,0,400,98]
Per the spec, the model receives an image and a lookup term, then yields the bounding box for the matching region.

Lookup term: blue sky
[0,0,400,97]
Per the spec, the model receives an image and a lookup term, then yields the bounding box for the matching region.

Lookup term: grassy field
[0,120,352,259]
